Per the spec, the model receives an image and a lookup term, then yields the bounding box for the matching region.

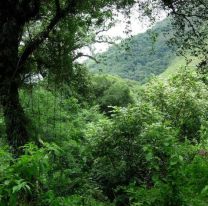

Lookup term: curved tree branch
[15,0,78,77]
[73,52,100,63]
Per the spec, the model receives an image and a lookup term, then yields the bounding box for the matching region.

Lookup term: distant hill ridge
[86,18,177,83]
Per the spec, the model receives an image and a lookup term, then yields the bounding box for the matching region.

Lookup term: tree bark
[1,82,29,155]
[0,13,29,154]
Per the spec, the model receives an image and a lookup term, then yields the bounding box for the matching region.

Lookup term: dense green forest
[1,0,208,206]
[87,18,176,83]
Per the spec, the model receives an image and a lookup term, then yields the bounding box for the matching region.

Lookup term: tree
[2,0,205,154]
[153,0,208,57]
[91,75,134,114]
[0,0,136,154]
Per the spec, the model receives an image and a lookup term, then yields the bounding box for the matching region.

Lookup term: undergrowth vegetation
[1,68,208,205]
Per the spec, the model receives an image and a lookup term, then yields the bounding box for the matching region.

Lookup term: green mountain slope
[86,18,176,83]
[159,55,200,79]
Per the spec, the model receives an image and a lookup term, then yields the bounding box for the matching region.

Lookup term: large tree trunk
[1,82,29,154]
[0,15,29,154]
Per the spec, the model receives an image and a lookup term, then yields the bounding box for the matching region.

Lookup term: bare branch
[172,11,199,37]
[73,52,100,63]
[94,39,116,45]
[96,28,109,35]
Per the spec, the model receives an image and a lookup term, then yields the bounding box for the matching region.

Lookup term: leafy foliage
[91,75,135,113]
[87,18,176,83]
[2,66,208,205]
[2,1,208,205]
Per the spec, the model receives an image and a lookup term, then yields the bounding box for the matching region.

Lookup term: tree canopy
[0,0,207,156]
[1,0,208,206]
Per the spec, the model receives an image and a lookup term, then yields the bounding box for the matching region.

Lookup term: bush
[89,104,162,202]
[142,68,208,141]
[91,75,134,114]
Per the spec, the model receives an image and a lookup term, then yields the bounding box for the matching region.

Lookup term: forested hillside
[1,1,208,206]
[87,18,176,83]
